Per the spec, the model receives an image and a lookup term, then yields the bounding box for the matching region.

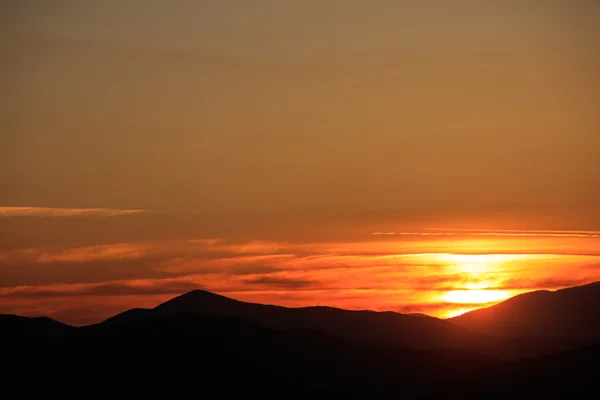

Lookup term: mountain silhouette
[458,343,600,397]
[5,313,500,394]
[4,311,597,394]
[147,289,472,349]
[5,286,599,360]
[86,288,597,360]
[3,282,600,393]
[451,281,600,338]
[0,314,74,336]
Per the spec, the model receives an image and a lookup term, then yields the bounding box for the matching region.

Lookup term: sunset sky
[1,1,599,325]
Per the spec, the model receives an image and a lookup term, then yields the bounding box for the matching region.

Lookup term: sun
[445,308,475,318]
[442,289,510,304]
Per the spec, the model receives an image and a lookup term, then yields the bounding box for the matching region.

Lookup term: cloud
[374,232,453,237]
[428,228,600,238]
[0,278,203,298]
[187,238,223,245]
[0,257,170,288]
[582,263,600,270]
[242,276,316,289]
[0,206,148,217]
[1,231,599,325]
[499,276,597,290]
[159,254,288,275]
[35,243,150,263]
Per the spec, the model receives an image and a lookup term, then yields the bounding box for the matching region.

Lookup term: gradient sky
[1,1,599,325]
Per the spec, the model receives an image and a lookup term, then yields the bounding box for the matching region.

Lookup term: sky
[1,1,599,325]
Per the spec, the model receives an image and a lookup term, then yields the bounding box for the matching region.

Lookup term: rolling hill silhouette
[3,281,600,393]
[3,312,598,394]
[152,289,472,348]
[451,281,600,338]
[81,289,478,350]
[5,313,500,394]
[0,314,74,336]
[6,284,597,359]
[80,287,598,360]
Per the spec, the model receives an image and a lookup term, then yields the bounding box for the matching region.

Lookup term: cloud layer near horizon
[1,227,599,325]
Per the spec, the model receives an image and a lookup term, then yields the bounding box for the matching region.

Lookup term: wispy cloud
[0,206,148,217]
[35,243,150,263]
[371,229,600,239]
[242,276,316,289]
[0,278,203,298]
[499,277,597,290]
[427,228,600,238]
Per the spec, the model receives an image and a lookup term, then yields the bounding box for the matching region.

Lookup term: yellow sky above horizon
[1,2,599,324]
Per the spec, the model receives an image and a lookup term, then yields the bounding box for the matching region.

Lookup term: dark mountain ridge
[5,312,500,394]
[3,281,600,393]
[0,314,74,336]
[451,281,600,338]
[84,287,599,360]
[6,283,599,360]
[3,311,598,395]
[151,289,471,348]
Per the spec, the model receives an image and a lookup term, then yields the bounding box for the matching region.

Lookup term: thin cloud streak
[372,230,600,239]
[426,228,600,238]
[0,206,149,217]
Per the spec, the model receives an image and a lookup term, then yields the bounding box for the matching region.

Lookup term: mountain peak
[451,280,600,338]
[170,289,243,304]
[154,289,245,315]
[183,289,231,298]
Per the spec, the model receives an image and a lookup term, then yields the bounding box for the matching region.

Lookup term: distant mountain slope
[4,313,500,393]
[451,281,600,338]
[147,289,474,350]
[5,281,600,360]
[79,288,599,360]
[0,314,74,336]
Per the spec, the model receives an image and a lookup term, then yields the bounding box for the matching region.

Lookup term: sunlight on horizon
[442,289,512,305]
[444,308,477,319]
[428,253,532,316]
[1,233,599,325]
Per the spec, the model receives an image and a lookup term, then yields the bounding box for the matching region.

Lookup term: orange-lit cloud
[428,228,600,238]
[0,206,148,217]
[35,243,150,263]
[1,230,599,325]
[373,229,600,239]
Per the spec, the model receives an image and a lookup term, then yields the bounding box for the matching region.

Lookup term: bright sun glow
[445,308,476,318]
[442,289,510,304]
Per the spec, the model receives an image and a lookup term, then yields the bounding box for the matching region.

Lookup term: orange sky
[1,207,599,325]
[1,2,599,325]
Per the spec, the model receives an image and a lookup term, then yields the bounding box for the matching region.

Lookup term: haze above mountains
[4,281,599,395]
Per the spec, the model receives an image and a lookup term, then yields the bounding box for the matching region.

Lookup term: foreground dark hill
[5,313,500,394]
[451,281,600,338]
[4,312,598,395]
[454,343,600,397]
